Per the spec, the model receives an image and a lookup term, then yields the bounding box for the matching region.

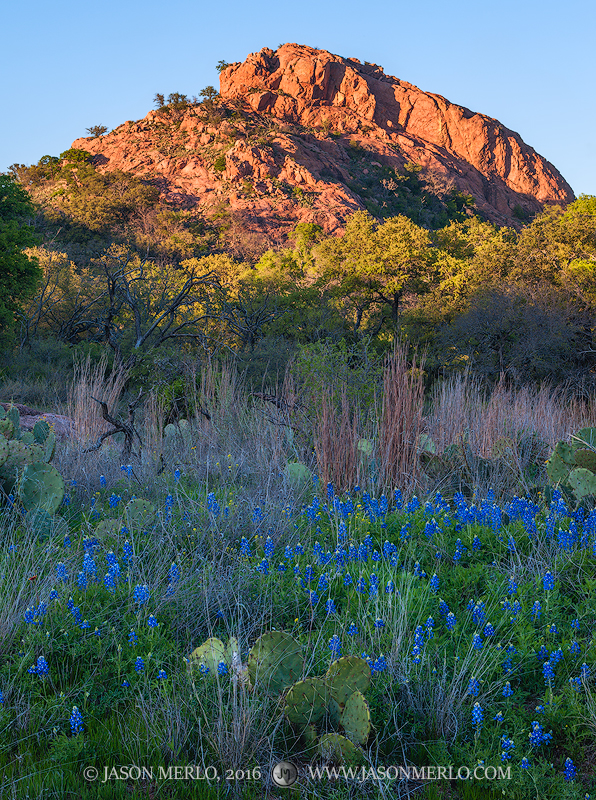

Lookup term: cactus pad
[94,519,123,537]
[568,468,596,500]
[340,689,371,745]
[6,407,20,438]
[284,677,330,727]
[43,431,56,462]
[574,449,596,472]
[33,420,51,444]
[546,441,576,484]
[20,462,66,513]
[226,637,240,665]
[125,498,155,529]
[326,656,371,713]
[284,462,311,489]
[247,631,303,694]
[0,437,8,467]
[318,733,363,766]
[574,428,596,449]
[189,637,226,674]
[0,418,14,440]
[5,440,34,468]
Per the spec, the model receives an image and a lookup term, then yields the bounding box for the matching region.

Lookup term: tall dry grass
[379,345,425,494]
[66,353,129,447]
[313,387,360,490]
[425,371,596,456]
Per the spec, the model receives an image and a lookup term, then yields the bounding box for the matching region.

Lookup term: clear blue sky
[2,0,594,197]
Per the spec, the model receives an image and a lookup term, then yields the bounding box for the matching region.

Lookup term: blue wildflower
[70,706,83,736]
[135,657,145,673]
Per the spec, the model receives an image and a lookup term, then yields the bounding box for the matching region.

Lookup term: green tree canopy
[0,175,41,342]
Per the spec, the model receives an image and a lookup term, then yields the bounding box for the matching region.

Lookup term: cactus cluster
[0,406,64,515]
[282,653,372,763]
[546,428,596,501]
[191,630,372,764]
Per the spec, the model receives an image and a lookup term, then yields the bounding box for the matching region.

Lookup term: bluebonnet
[264,536,274,558]
[29,656,49,676]
[472,633,483,650]
[543,571,555,591]
[502,682,514,697]
[135,657,145,673]
[49,589,58,600]
[438,599,449,616]
[507,576,518,596]
[453,539,466,563]
[484,623,495,637]
[71,606,82,625]
[493,711,504,723]
[343,573,353,587]
[325,598,337,615]
[70,706,83,735]
[206,493,219,516]
[563,758,576,782]
[543,660,555,687]
[548,623,558,635]
[472,602,486,627]
[108,493,121,508]
[471,703,483,731]
[308,590,319,605]
[385,580,395,594]
[374,618,386,629]
[103,572,116,594]
[571,618,580,631]
[529,721,552,747]
[173,468,181,483]
[531,601,541,620]
[123,540,133,563]
[121,464,133,479]
[581,663,590,679]
[122,680,130,687]
[503,644,517,673]
[328,635,341,658]
[373,654,387,673]
[500,736,515,761]
[76,571,87,591]
[304,565,314,582]
[217,661,228,676]
[317,573,329,592]
[0,690,4,704]
[133,584,150,606]
[128,630,138,646]
[99,475,106,487]
[56,562,68,583]
[446,612,457,631]
[520,758,530,769]
[569,641,581,655]
[429,574,439,594]
[157,669,167,679]
[356,577,367,593]
[239,537,251,557]
[467,677,480,696]
[425,617,434,638]
[255,559,269,576]
[347,622,358,636]
[148,615,158,628]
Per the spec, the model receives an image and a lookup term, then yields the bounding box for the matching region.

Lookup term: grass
[2,355,596,798]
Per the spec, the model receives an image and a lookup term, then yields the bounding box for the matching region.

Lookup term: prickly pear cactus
[189,637,226,674]
[318,733,363,766]
[247,631,303,694]
[326,656,371,712]
[125,498,155,529]
[546,428,596,502]
[340,689,371,746]
[0,406,64,514]
[568,468,596,500]
[284,677,330,727]
[284,462,311,489]
[20,462,65,514]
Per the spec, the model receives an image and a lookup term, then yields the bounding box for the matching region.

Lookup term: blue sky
[2,0,594,196]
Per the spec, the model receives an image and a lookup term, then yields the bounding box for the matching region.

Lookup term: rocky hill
[72,43,574,237]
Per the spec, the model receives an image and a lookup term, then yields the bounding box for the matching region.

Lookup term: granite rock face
[72,43,574,235]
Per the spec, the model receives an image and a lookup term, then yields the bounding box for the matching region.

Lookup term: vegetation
[1,119,596,797]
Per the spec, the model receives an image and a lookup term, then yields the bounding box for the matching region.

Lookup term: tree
[86,125,108,137]
[314,211,434,335]
[215,60,230,73]
[153,93,165,108]
[0,176,41,343]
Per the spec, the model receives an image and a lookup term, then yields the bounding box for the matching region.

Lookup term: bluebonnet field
[2,450,596,800]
